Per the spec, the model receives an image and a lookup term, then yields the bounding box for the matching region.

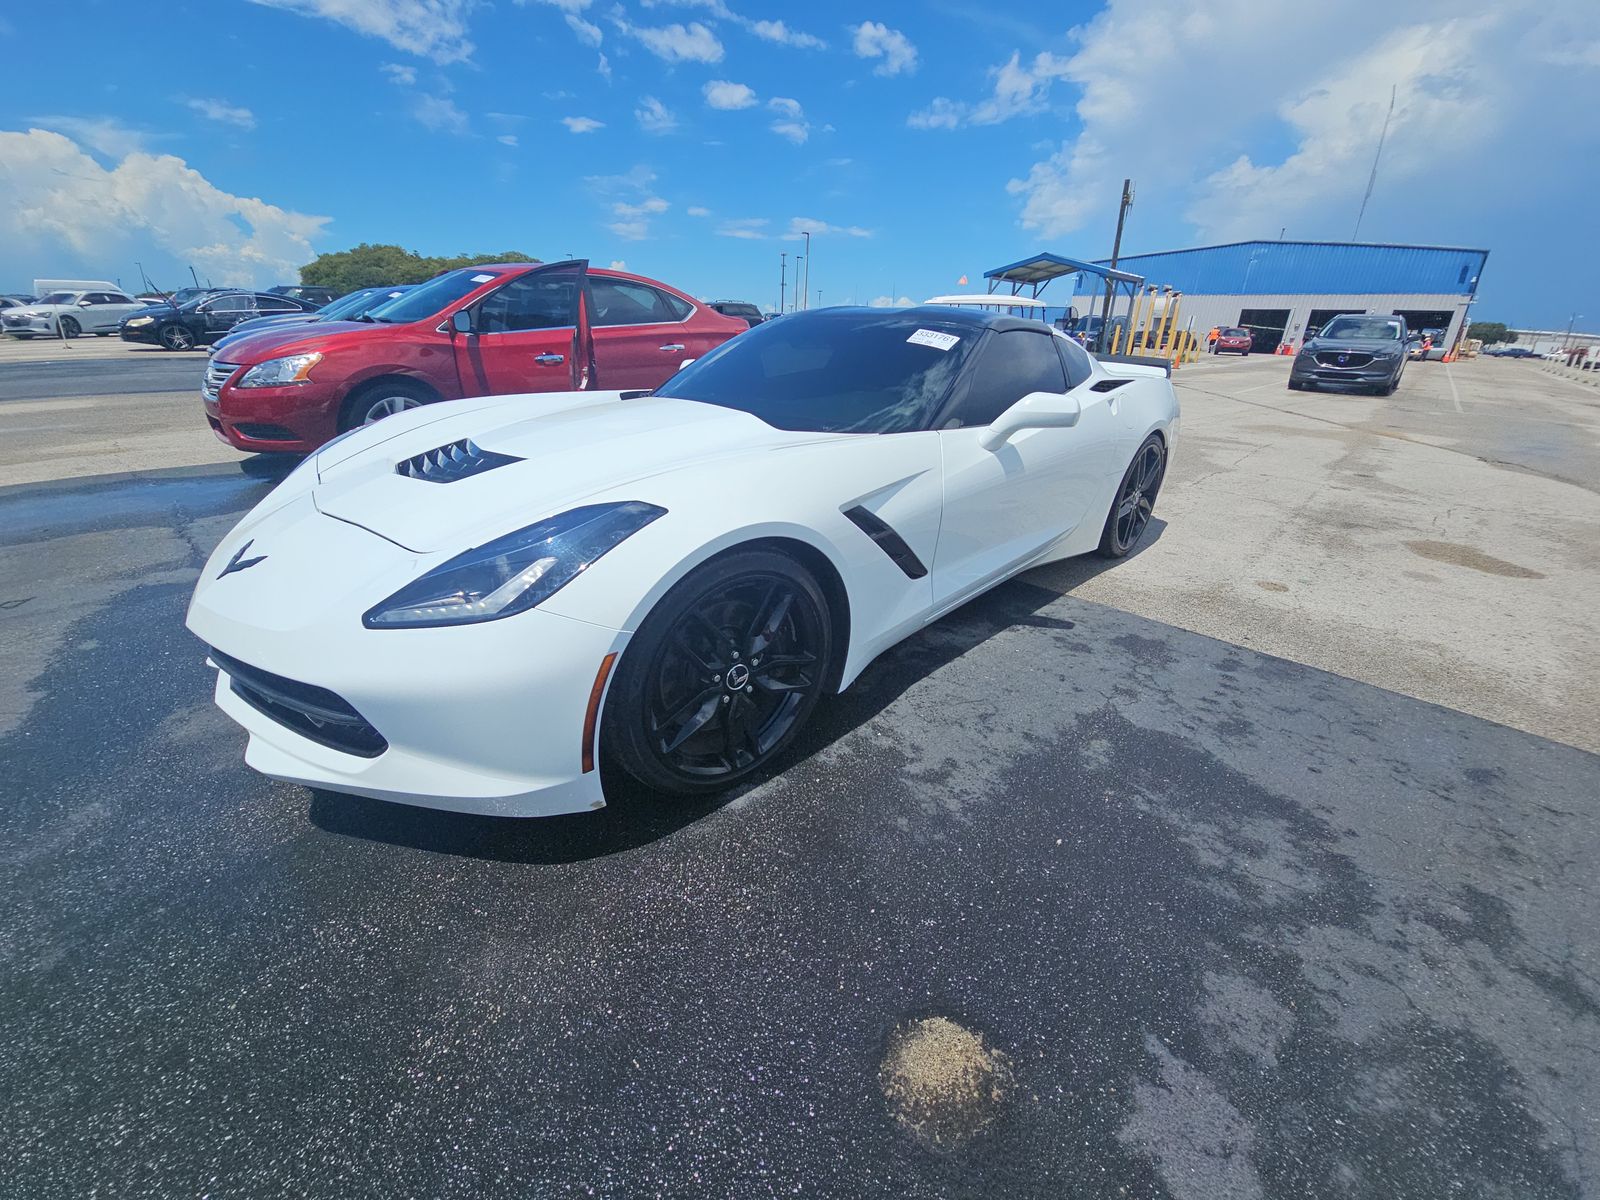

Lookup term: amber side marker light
[581,652,619,774]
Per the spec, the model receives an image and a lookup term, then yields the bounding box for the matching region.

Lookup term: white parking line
[1443,364,1464,413]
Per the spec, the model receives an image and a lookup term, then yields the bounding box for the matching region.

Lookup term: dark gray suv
[1289,314,1409,395]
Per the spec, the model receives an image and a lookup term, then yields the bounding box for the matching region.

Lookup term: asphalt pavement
[3,438,1598,1197]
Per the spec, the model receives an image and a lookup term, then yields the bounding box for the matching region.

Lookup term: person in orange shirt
[1206,326,1221,352]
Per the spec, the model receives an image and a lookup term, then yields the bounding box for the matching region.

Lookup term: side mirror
[451,309,473,334]
[79,299,94,307]
[979,390,1081,452]
[676,357,695,371]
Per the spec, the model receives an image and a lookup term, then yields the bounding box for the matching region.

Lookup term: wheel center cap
[725,663,751,691]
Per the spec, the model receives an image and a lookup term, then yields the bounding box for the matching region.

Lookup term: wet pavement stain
[879,1016,1013,1152]
[1254,580,1289,593]
[1404,539,1546,579]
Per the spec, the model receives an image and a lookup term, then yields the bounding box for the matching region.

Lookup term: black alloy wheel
[58,316,81,339]
[605,549,832,795]
[160,323,195,351]
[1098,434,1167,559]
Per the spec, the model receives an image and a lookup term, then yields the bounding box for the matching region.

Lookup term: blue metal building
[1058,240,1489,352]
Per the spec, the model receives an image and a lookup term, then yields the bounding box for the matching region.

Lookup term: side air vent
[843,506,928,580]
[1092,378,1132,392]
[396,439,522,483]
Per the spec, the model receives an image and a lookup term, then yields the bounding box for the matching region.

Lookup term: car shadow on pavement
[306,519,1166,864]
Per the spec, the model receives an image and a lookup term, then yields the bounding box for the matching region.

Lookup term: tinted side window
[590,279,687,326]
[942,330,1068,429]
[256,296,300,313]
[478,272,578,333]
[208,296,253,313]
[1055,335,1093,388]
[84,293,112,305]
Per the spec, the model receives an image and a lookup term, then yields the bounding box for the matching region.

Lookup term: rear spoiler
[1095,353,1172,378]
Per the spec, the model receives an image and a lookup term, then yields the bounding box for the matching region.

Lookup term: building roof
[985,252,1144,288]
[924,294,1049,309]
[1091,240,1489,298]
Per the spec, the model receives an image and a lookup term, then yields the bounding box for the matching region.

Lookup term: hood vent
[396,438,522,484]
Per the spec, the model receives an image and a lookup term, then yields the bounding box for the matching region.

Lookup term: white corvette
[187,307,1179,817]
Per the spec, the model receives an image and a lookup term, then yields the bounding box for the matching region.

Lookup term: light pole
[792,257,803,311]
[1565,313,1582,352]
[779,252,787,315]
[802,230,811,310]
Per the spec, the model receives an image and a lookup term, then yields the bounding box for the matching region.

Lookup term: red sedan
[1210,327,1254,355]
[202,261,747,454]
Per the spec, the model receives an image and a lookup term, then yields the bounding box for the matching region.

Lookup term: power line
[1353,84,1395,241]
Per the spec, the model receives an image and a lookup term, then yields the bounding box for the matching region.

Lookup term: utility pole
[779,252,787,315]
[1566,313,1582,351]
[802,231,811,310]
[792,258,803,311]
[816,289,822,308]
[189,264,201,288]
[1098,178,1133,351]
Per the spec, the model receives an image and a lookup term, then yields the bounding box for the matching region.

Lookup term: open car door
[456,260,590,397]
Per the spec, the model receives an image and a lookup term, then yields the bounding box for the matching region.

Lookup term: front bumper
[187,494,629,816]
[209,379,341,454]
[1290,356,1400,386]
[4,316,54,337]
[120,324,161,344]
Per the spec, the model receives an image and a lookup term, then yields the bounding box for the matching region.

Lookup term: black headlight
[363,502,665,629]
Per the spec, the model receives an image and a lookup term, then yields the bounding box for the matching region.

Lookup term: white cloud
[412,93,469,134]
[0,127,328,289]
[910,51,1071,129]
[564,12,603,45]
[610,259,627,269]
[636,96,677,133]
[851,21,917,76]
[686,205,711,217]
[380,62,417,85]
[185,98,256,129]
[716,218,768,239]
[615,197,669,216]
[25,115,152,159]
[497,133,519,146]
[1003,0,1591,246]
[562,115,605,133]
[870,295,916,307]
[703,80,757,110]
[596,51,611,81]
[770,120,809,144]
[749,19,824,49]
[623,20,723,63]
[587,165,667,239]
[784,216,872,239]
[244,0,473,63]
[766,97,809,142]
[608,220,649,240]
[768,96,802,118]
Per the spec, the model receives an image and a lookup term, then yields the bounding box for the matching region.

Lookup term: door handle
[534,353,565,365]
[659,343,685,352]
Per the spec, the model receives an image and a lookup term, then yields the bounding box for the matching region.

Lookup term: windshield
[312,288,385,320]
[38,292,77,305]
[364,270,497,324]
[1320,316,1402,340]
[1221,327,1249,337]
[653,310,979,434]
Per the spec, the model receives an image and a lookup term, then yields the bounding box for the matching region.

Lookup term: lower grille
[233,423,298,442]
[209,648,387,758]
[203,361,239,403]
[1314,351,1374,369]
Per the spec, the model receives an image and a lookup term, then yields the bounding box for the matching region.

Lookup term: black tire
[339,379,434,431]
[604,548,833,796]
[1097,434,1167,559]
[58,316,81,339]
[159,323,195,351]
[1242,350,1250,357]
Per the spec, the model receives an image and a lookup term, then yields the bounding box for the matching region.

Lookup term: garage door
[1238,308,1290,353]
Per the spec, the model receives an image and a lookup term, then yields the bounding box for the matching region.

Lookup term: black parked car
[119,291,320,351]
[268,284,340,307]
[708,300,764,327]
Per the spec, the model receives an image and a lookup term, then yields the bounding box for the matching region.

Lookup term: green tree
[1467,321,1515,346]
[300,244,540,293]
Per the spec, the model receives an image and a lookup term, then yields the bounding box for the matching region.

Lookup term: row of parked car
[0,284,342,347]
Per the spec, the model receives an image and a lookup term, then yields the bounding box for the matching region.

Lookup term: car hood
[213,319,330,358]
[218,320,377,363]
[312,393,846,553]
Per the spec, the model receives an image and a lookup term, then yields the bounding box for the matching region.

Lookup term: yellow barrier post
[1157,291,1181,368]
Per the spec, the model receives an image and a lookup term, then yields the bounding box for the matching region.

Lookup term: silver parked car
[1,289,146,338]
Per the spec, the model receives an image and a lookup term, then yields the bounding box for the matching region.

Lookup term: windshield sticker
[907,329,960,352]
[470,273,495,283]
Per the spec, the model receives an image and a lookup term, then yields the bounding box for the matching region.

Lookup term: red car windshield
[364,269,508,324]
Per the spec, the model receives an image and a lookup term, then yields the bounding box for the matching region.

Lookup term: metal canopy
[985,251,1143,298]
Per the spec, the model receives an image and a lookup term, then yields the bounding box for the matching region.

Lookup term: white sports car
[187,307,1179,817]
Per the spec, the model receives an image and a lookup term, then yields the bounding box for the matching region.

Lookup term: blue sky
[2,0,1596,328]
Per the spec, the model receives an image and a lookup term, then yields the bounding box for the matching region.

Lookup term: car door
[931,328,1122,609]
[454,261,589,397]
[588,277,699,390]
[199,295,255,339]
